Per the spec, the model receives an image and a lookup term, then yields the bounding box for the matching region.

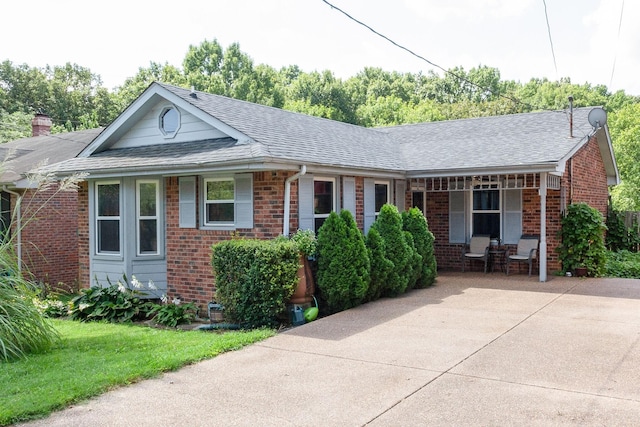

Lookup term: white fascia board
[598,125,620,185]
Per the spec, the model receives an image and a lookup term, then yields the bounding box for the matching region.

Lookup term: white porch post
[539,172,548,282]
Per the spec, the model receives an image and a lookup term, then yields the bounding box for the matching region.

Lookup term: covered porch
[407,172,564,282]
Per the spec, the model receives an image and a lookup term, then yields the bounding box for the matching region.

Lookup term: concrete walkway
[19,273,640,426]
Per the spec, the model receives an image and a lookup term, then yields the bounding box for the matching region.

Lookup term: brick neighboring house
[42,83,618,306]
[1,115,100,288]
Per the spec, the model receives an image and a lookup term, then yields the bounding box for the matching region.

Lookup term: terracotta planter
[574,267,588,277]
[289,255,315,305]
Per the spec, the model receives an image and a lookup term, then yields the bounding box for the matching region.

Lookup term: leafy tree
[371,204,411,297]
[284,70,355,123]
[316,210,369,312]
[114,62,186,109]
[402,207,437,287]
[605,209,637,252]
[0,60,118,133]
[609,103,640,210]
[0,109,31,143]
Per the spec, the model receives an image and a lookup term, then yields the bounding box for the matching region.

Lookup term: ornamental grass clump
[0,170,87,362]
[0,243,59,362]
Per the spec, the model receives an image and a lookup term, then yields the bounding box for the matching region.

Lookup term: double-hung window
[314,178,335,232]
[137,180,159,255]
[96,181,120,254]
[204,178,235,225]
[472,184,501,239]
[374,181,390,217]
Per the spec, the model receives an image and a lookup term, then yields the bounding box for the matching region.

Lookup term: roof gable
[80,84,254,157]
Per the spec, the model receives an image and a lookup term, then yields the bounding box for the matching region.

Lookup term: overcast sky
[3,0,639,96]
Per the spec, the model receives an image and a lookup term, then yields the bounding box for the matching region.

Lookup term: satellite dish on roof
[588,107,607,129]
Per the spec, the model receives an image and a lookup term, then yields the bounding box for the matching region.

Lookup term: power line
[542,0,559,79]
[609,0,625,89]
[320,0,558,113]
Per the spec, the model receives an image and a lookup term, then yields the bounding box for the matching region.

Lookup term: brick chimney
[31,113,52,136]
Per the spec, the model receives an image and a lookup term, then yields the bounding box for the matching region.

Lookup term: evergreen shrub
[403,231,422,290]
[371,204,411,297]
[316,210,370,313]
[402,207,437,287]
[365,227,393,302]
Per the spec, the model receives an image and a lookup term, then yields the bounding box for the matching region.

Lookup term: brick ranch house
[1,115,100,288]
[41,82,618,306]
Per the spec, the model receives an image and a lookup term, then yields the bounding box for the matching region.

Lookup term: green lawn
[0,319,274,426]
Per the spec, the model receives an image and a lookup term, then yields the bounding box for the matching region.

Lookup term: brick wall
[165,172,298,304]
[17,185,79,289]
[565,136,609,216]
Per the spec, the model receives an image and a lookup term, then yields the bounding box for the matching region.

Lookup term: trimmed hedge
[212,239,299,328]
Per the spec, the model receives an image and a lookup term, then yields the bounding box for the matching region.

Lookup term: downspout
[539,173,547,282]
[283,165,307,236]
[3,186,22,273]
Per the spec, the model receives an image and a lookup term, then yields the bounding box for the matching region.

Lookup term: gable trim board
[36,82,618,292]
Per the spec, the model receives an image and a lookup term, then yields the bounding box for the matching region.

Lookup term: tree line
[1,39,639,209]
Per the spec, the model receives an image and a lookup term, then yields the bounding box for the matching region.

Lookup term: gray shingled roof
[41,83,600,178]
[387,109,592,174]
[1,128,101,185]
[161,84,403,171]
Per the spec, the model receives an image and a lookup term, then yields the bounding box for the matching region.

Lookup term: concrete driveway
[19,273,640,426]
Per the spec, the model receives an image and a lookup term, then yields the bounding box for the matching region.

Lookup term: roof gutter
[3,186,22,273]
[283,165,306,236]
[406,162,563,179]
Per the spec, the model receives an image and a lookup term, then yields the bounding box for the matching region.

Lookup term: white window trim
[95,180,121,256]
[374,180,390,217]
[470,184,502,239]
[136,179,160,256]
[202,177,236,229]
[158,105,181,139]
[313,176,336,225]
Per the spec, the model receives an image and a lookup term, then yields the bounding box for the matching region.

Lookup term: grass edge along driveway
[0,319,274,426]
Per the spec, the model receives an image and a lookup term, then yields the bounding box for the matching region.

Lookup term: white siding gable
[111,101,228,149]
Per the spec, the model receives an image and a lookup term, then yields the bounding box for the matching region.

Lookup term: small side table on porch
[489,248,506,273]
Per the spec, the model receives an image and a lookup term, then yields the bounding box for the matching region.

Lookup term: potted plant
[289,229,317,305]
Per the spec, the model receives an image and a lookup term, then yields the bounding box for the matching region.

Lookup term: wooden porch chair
[506,235,539,276]
[461,235,490,273]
